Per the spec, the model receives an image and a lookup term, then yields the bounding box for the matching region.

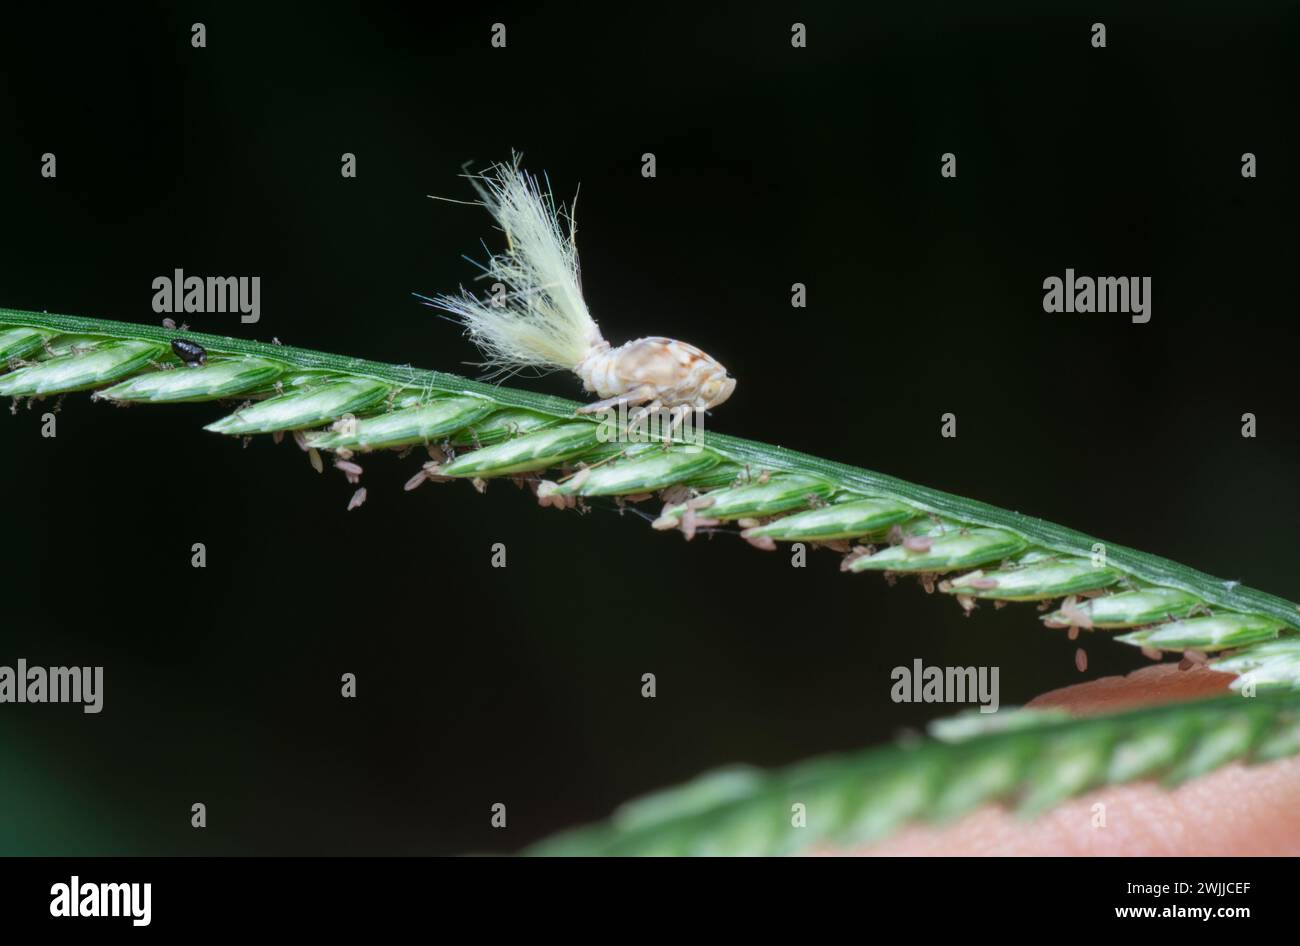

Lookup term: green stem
[6,306,1296,633]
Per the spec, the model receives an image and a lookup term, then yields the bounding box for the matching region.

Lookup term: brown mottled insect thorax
[576,336,736,411]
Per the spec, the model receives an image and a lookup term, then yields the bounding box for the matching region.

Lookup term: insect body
[424,158,736,420]
[171,339,207,367]
[576,336,735,418]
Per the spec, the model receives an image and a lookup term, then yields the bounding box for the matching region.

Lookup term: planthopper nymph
[420,157,736,429]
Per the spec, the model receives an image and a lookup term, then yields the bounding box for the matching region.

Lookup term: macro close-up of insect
[171,338,208,367]
[421,157,736,432]
[1,3,1297,931]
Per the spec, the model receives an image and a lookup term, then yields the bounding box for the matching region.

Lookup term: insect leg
[628,399,664,431]
[667,404,693,437]
[575,385,657,415]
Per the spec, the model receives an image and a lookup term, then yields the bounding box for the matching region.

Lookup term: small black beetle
[171,338,208,367]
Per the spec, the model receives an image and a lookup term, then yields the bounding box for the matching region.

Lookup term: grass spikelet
[100,356,284,403]
[0,340,163,396]
[305,396,495,451]
[0,326,50,361]
[849,527,1027,573]
[204,379,391,435]
[1042,587,1202,629]
[660,474,834,523]
[545,446,724,497]
[438,422,607,478]
[1117,614,1283,653]
[944,555,1120,601]
[742,497,912,542]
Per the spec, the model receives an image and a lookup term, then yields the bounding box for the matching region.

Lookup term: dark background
[1,3,1297,854]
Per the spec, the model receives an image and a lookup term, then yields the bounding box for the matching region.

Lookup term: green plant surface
[3,307,1298,672]
[5,306,1300,851]
[5,311,1294,636]
[523,692,1300,856]
[5,308,1295,640]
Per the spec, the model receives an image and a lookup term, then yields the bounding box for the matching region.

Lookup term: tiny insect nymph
[171,339,207,367]
[423,156,736,425]
[575,336,735,421]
